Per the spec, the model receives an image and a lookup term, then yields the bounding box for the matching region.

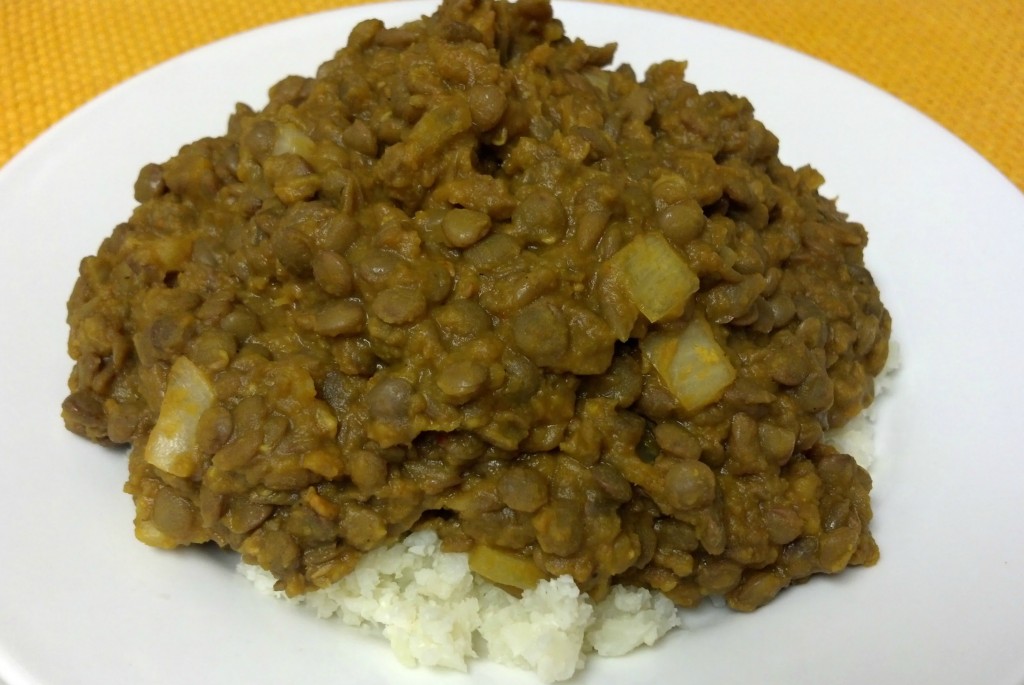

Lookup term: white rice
[239,530,680,682]
[824,340,901,468]
[240,345,899,681]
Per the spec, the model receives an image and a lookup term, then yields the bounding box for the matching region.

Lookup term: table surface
[2,0,1021,193]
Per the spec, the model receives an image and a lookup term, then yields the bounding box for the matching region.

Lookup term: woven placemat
[2,0,1021,191]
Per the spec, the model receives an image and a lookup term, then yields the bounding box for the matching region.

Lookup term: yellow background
[2,0,1021,192]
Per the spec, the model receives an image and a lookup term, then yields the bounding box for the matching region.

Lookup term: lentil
[63,0,889,612]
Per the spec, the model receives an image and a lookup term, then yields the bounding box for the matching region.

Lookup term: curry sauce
[63,0,890,612]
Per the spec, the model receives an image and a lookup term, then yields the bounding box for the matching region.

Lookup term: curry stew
[63,0,889,612]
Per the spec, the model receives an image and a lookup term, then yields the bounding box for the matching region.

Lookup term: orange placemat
[2,0,1021,192]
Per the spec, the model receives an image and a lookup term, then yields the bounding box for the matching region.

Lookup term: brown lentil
[62,0,889,612]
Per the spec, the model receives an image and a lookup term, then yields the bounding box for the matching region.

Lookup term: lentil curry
[63,0,890,612]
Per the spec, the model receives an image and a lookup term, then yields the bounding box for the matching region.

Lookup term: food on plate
[61,0,891,676]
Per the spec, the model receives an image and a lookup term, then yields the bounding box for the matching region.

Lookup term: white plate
[1,2,1022,684]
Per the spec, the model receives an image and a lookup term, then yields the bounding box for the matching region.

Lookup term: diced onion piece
[274,123,316,159]
[468,544,546,591]
[134,519,179,549]
[144,356,216,478]
[641,318,736,412]
[606,232,699,326]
